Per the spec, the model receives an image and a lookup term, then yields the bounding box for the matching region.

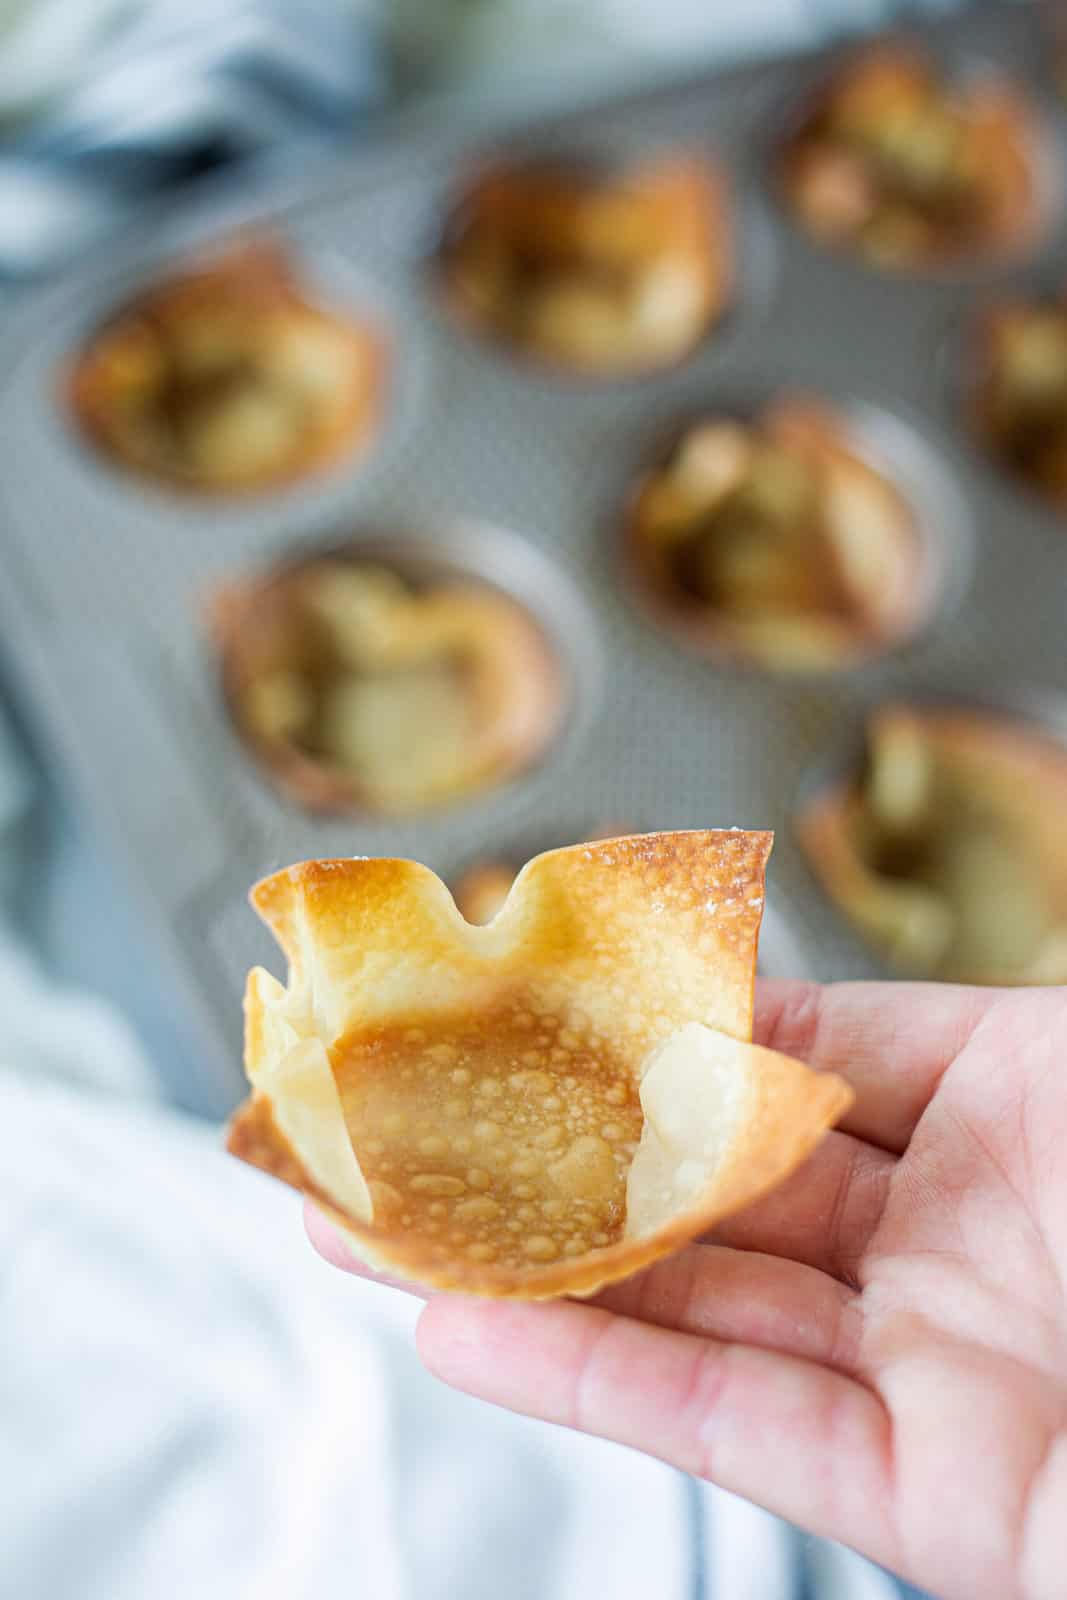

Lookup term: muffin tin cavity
[437,151,733,378]
[623,394,961,675]
[68,237,389,496]
[797,698,1067,985]
[967,284,1067,510]
[778,46,1050,272]
[212,528,586,818]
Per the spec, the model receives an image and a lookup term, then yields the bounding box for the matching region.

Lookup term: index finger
[415,1295,898,1572]
[754,978,998,1153]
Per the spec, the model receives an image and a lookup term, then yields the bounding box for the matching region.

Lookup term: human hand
[308,981,1067,1600]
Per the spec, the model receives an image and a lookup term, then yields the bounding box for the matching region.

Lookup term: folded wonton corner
[227,830,851,1298]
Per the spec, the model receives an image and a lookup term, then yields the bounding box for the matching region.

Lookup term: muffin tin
[0,1,1064,1114]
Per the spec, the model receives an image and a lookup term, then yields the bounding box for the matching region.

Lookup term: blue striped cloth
[0,0,383,277]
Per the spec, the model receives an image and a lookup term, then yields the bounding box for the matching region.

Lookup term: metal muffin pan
[0,1,1064,1115]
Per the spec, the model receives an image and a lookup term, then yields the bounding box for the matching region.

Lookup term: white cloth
[0,1070,904,1600]
[0,1078,402,1600]
[0,1072,696,1600]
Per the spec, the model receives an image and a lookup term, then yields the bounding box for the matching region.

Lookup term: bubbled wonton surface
[228,831,850,1298]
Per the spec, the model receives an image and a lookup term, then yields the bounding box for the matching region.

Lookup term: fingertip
[416,1295,501,1383]
[304,1198,360,1268]
[753,978,996,1151]
[305,1200,434,1299]
[752,978,821,1054]
[416,1297,571,1399]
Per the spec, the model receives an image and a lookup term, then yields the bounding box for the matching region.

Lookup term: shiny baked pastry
[970,293,1067,507]
[780,48,1039,269]
[440,154,731,376]
[214,555,562,815]
[626,399,922,671]
[227,832,850,1298]
[798,704,1067,984]
[69,241,383,492]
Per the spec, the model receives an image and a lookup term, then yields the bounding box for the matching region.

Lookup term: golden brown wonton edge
[209,554,562,819]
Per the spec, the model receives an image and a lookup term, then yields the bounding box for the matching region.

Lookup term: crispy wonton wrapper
[228,831,851,1298]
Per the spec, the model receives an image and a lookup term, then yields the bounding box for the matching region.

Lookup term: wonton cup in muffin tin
[212,544,564,817]
[798,703,1067,984]
[969,288,1067,509]
[439,153,732,378]
[226,832,851,1299]
[779,47,1043,271]
[625,397,926,674]
[69,240,384,494]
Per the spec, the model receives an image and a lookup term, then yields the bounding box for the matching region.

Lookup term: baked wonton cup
[626,398,924,672]
[213,550,563,817]
[69,239,384,494]
[440,154,732,378]
[969,293,1067,508]
[798,704,1067,984]
[780,47,1041,271]
[227,831,851,1299]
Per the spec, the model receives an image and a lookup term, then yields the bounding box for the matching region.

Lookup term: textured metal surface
[1,2,1064,1112]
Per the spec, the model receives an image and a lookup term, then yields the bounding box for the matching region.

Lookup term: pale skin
[307,981,1067,1600]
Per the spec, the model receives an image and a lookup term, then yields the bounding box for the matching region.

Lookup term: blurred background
[0,1,1053,1598]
